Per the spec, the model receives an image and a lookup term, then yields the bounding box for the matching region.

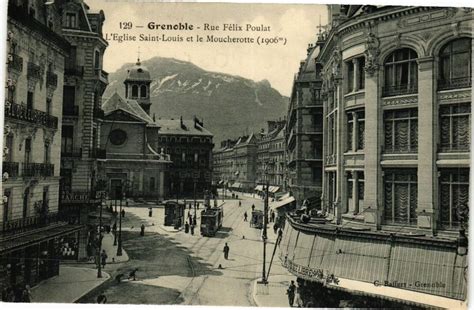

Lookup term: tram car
[164,201,185,229]
[200,206,224,237]
[250,210,264,229]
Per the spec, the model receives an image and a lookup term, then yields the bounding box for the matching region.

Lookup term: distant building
[256,120,287,194]
[1,1,78,290]
[285,46,324,207]
[154,116,214,198]
[100,59,171,201]
[280,5,470,308]
[58,0,109,260]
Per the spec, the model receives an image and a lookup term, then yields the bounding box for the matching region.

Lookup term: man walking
[223,243,230,259]
[101,250,108,269]
[244,211,248,222]
[287,280,296,307]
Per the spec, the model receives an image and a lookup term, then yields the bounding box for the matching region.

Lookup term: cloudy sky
[86,1,328,96]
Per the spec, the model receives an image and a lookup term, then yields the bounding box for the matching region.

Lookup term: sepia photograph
[0,0,472,308]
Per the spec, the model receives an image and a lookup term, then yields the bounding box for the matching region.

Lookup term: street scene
[1,1,471,309]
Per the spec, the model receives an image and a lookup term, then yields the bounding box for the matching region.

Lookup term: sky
[86,1,328,96]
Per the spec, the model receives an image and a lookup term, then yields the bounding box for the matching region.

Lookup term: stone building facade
[58,0,109,260]
[1,1,82,291]
[280,5,471,307]
[256,120,287,193]
[285,51,324,206]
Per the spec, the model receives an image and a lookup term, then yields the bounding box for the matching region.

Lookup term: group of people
[286,280,303,308]
[1,285,32,302]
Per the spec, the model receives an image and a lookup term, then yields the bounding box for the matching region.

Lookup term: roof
[154,119,213,137]
[102,92,155,124]
[125,60,151,82]
[298,45,320,83]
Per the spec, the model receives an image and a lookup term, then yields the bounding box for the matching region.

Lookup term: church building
[99,59,171,200]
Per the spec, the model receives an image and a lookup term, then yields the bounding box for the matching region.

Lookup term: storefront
[0,223,82,292]
[279,215,467,308]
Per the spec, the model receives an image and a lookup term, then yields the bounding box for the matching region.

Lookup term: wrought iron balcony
[8,54,23,72]
[22,163,54,177]
[95,68,109,84]
[89,148,106,159]
[46,71,58,88]
[63,105,79,116]
[438,143,470,153]
[1,211,60,234]
[27,62,41,79]
[438,76,471,91]
[2,161,19,178]
[382,84,418,97]
[5,101,58,129]
[65,65,84,77]
[383,145,418,154]
[61,147,82,158]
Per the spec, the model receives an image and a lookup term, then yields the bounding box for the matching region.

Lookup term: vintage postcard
[0,0,472,308]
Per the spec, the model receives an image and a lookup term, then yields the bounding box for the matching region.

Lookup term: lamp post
[116,180,130,257]
[97,200,104,278]
[261,162,270,284]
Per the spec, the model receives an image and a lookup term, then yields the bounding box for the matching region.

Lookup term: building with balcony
[1,1,82,292]
[56,0,110,260]
[279,5,470,308]
[256,120,287,195]
[285,49,324,207]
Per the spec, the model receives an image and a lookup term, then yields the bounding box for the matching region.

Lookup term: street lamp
[117,180,130,257]
[260,161,271,284]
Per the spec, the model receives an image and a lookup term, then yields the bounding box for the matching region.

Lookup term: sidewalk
[30,266,110,303]
[102,232,129,264]
[252,274,295,307]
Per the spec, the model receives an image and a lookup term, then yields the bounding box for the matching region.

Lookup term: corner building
[280,5,471,307]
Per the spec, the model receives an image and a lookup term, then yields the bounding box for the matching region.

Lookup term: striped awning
[269,186,280,193]
[280,222,468,302]
[270,196,295,211]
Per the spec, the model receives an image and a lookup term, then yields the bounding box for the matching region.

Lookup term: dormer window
[65,13,77,28]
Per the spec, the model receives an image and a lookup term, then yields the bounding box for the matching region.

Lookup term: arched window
[131,85,138,97]
[383,48,418,97]
[140,85,147,98]
[439,38,472,90]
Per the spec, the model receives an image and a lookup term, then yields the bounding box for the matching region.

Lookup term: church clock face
[109,129,127,146]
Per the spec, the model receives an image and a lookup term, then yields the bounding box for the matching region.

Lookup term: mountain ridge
[104,56,288,144]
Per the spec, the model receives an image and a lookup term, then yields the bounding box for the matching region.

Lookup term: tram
[200,206,224,237]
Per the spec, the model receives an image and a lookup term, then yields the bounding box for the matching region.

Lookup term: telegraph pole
[97,200,103,278]
[262,172,269,284]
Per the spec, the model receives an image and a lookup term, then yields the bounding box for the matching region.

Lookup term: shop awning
[278,192,291,200]
[255,185,263,191]
[218,180,224,185]
[270,196,295,211]
[269,186,280,193]
[326,277,466,309]
[0,223,83,254]
[231,182,242,188]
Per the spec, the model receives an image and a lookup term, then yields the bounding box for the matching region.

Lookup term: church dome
[125,59,151,81]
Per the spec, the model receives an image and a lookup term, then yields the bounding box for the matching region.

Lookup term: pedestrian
[97,293,107,304]
[295,283,303,307]
[121,209,125,218]
[223,243,230,259]
[140,224,145,236]
[270,211,275,222]
[21,285,32,302]
[101,249,108,268]
[112,222,117,233]
[185,222,190,233]
[193,215,197,226]
[128,268,138,281]
[287,280,296,307]
[244,211,248,222]
[149,208,153,217]
[239,201,242,207]
[273,223,278,235]
[251,204,255,212]
[190,224,195,235]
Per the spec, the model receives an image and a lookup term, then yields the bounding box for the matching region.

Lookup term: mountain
[104,57,288,145]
